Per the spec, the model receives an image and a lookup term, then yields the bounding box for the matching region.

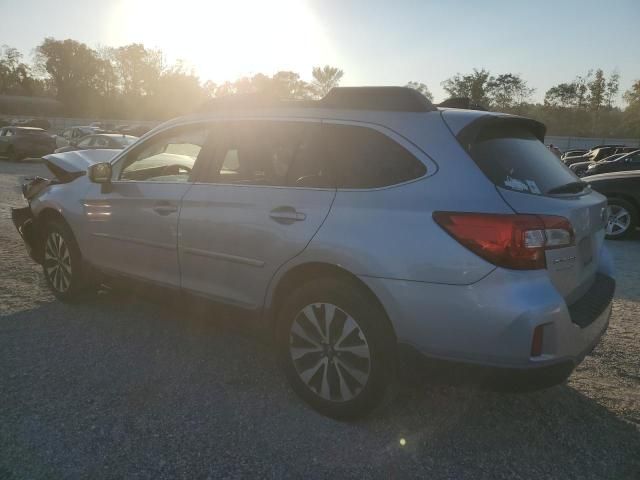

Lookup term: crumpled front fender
[11,206,44,264]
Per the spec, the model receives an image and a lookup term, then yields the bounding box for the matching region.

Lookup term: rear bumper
[360,263,614,374]
[11,206,43,264]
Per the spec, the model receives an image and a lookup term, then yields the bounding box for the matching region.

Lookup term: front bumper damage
[11,176,52,265]
[11,206,43,264]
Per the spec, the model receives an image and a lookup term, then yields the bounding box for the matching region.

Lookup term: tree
[622,79,640,137]
[544,82,579,108]
[148,62,206,118]
[486,73,533,110]
[0,45,33,94]
[405,81,433,102]
[588,69,606,112]
[34,38,102,112]
[271,71,311,99]
[311,65,343,98]
[623,79,640,106]
[113,43,163,98]
[605,70,620,108]
[441,68,492,106]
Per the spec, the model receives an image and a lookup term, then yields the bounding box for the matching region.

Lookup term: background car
[55,126,104,149]
[54,133,138,153]
[562,145,634,166]
[584,150,640,176]
[0,126,56,161]
[585,170,640,239]
[561,149,587,160]
[570,153,625,177]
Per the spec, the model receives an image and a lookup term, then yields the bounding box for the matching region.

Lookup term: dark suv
[0,126,56,161]
[584,150,640,176]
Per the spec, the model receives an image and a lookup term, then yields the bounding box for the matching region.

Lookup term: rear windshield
[469,126,578,196]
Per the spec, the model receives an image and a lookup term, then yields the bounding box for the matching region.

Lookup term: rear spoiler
[455,115,547,151]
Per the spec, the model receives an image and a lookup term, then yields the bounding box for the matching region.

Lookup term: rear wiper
[547,181,588,195]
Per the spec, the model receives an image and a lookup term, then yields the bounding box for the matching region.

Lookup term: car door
[82,123,211,287]
[178,119,336,309]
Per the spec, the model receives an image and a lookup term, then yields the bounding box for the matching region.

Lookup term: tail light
[433,212,574,270]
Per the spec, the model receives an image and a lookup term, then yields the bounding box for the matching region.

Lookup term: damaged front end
[11,149,116,265]
[11,204,44,264]
[11,175,60,264]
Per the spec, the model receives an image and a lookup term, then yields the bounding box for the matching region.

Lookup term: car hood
[43,149,120,174]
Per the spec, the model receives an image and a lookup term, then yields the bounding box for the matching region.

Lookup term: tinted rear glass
[469,126,578,196]
[326,124,426,189]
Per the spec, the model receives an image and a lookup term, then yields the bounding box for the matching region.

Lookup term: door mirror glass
[88,162,112,183]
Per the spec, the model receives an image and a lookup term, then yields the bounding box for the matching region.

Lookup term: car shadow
[1,291,638,478]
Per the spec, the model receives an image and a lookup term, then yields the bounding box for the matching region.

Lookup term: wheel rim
[44,232,72,292]
[605,205,631,236]
[289,303,371,402]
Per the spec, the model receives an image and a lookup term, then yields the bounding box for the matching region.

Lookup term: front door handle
[269,206,306,224]
[152,203,178,216]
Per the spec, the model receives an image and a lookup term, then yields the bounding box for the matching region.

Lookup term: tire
[41,219,95,301]
[605,198,637,240]
[276,277,396,420]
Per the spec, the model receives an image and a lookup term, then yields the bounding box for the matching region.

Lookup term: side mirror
[88,162,112,184]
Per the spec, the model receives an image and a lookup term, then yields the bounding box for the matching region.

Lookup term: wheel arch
[605,192,640,213]
[34,208,81,259]
[265,261,397,341]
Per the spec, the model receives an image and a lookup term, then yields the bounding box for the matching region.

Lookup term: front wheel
[42,219,94,301]
[605,198,637,240]
[276,278,396,419]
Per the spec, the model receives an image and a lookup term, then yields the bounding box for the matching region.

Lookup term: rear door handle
[152,203,178,216]
[269,206,306,224]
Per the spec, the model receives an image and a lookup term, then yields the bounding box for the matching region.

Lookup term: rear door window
[325,124,426,189]
[205,121,329,188]
[469,126,578,196]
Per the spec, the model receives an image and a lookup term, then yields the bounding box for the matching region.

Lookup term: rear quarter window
[325,124,426,189]
[469,126,577,196]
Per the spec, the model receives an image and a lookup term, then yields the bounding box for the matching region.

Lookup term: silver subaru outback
[12,87,615,419]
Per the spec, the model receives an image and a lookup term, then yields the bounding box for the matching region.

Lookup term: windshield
[469,126,579,196]
[116,135,138,147]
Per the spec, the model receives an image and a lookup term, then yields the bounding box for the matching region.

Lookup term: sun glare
[108,0,334,83]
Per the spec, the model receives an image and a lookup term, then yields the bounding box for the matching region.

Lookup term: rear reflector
[531,325,544,357]
[433,212,574,270]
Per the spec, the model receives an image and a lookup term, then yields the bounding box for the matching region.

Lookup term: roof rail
[197,86,436,113]
[320,87,436,112]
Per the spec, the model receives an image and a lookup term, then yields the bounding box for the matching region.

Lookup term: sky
[2,0,639,103]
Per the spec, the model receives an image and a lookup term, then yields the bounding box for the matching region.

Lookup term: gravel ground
[1,161,639,479]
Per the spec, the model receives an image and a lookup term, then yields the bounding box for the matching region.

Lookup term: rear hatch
[454,115,606,303]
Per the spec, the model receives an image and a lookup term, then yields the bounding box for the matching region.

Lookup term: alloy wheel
[44,232,72,292]
[289,303,371,402]
[605,205,631,237]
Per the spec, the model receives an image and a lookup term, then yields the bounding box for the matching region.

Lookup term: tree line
[1,38,639,138]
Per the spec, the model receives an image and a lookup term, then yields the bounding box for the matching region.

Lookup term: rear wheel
[42,219,95,301]
[276,277,395,419]
[605,198,637,240]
